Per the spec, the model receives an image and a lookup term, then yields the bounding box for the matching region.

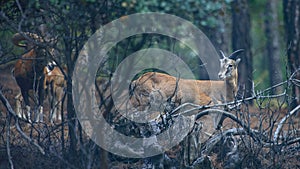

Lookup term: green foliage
[119,0,232,28]
[103,34,202,79]
[102,0,234,79]
[250,0,286,91]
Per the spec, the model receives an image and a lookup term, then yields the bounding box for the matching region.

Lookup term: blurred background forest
[0,0,300,169]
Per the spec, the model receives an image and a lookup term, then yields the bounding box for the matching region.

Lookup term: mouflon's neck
[225,70,238,101]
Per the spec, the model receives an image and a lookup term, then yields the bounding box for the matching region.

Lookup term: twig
[191,128,247,167]
[176,108,281,146]
[170,88,287,116]
[273,104,300,142]
[170,102,208,114]
[0,90,45,155]
[193,109,262,143]
[192,125,300,168]
[201,128,243,156]
[6,114,14,169]
[286,137,300,146]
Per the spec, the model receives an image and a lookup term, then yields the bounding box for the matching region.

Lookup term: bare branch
[0,90,45,155]
[273,104,300,142]
[6,115,14,169]
[194,109,264,142]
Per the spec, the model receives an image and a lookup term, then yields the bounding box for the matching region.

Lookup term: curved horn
[12,32,42,48]
[228,49,244,60]
[11,33,27,47]
[219,50,226,59]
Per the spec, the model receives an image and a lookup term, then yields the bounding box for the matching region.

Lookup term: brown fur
[129,50,243,158]
[43,64,66,123]
[130,72,213,111]
[129,50,243,124]
[130,68,238,112]
[12,33,47,122]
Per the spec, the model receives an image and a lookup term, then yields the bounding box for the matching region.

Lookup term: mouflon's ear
[235,58,241,66]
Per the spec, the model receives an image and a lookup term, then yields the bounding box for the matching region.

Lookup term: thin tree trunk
[216,7,231,54]
[283,0,300,108]
[265,0,283,94]
[65,39,78,161]
[231,0,253,101]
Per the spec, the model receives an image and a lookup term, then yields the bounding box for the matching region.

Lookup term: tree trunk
[265,0,283,94]
[231,0,253,101]
[283,0,300,107]
[215,9,231,54]
[65,40,78,160]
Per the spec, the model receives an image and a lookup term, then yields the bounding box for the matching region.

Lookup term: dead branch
[0,90,45,155]
[174,107,291,148]
[273,104,300,142]
[192,109,264,143]
[6,114,14,169]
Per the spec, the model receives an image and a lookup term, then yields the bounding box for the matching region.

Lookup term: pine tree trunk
[283,0,300,107]
[265,0,283,94]
[231,0,253,100]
